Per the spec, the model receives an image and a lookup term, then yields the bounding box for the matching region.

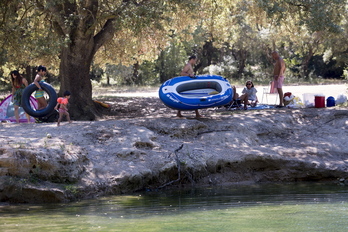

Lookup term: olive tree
[1,0,196,119]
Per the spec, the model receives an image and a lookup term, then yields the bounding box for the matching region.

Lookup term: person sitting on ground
[239,80,258,110]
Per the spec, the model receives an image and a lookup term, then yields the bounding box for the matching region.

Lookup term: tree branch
[92,18,117,55]
[42,0,76,36]
[92,0,137,55]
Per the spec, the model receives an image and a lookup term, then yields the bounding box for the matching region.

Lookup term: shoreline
[1,106,348,203]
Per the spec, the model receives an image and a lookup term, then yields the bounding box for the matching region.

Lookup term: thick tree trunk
[59,41,97,120]
[44,0,118,120]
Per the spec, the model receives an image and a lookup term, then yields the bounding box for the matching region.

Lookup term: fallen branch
[157,144,184,189]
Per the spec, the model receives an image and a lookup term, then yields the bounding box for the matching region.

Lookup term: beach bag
[283,92,292,98]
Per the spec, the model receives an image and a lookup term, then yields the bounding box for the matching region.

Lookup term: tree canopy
[1,0,348,119]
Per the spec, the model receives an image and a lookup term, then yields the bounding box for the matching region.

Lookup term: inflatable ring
[21,82,58,117]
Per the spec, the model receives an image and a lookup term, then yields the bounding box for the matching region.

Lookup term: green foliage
[1,0,348,90]
[104,63,134,86]
[309,55,344,79]
[90,64,104,82]
[156,35,187,82]
[138,60,158,85]
[65,185,79,195]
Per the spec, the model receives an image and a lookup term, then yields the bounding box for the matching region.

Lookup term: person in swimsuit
[272,51,286,107]
[33,65,48,110]
[177,55,202,118]
[54,90,72,126]
[10,70,30,123]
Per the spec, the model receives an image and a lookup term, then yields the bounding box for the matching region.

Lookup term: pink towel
[270,81,278,94]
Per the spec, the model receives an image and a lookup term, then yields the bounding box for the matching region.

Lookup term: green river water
[0,183,347,232]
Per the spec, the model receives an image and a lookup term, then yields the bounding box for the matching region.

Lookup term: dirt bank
[1,97,348,203]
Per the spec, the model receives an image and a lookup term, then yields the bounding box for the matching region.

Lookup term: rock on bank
[0,108,348,203]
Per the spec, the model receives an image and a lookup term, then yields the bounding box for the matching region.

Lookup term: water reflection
[1,182,348,231]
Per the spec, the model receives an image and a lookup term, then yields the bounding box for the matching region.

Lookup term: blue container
[326,96,335,107]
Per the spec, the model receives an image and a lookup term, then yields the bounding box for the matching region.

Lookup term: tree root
[157,144,184,189]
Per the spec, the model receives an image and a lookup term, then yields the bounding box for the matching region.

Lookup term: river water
[1,182,347,231]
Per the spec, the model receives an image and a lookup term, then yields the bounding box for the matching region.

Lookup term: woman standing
[11,70,30,123]
[33,65,48,110]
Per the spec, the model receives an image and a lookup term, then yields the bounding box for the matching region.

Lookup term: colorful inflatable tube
[159,75,233,110]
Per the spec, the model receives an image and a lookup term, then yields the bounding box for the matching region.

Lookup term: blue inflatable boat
[159,75,233,110]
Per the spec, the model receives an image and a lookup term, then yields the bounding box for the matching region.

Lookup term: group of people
[176,51,286,117]
[10,65,71,126]
[9,51,286,122]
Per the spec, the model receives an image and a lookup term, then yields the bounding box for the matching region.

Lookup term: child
[239,80,258,109]
[33,65,48,110]
[54,91,72,126]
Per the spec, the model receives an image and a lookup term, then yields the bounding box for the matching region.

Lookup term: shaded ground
[97,96,220,119]
[93,83,347,119]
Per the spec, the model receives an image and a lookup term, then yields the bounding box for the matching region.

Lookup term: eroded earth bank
[0,105,348,203]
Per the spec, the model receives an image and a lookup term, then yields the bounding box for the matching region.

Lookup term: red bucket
[315,96,325,108]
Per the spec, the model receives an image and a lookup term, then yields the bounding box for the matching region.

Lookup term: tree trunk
[237,50,247,75]
[107,75,110,86]
[25,66,34,83]
[59,42,97,120]
[133,61,141,85]
[194,40,217,73]
[44,0,118,120]
[158,50,167,83]
[232,47,247,75]
[301,47,314,79]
